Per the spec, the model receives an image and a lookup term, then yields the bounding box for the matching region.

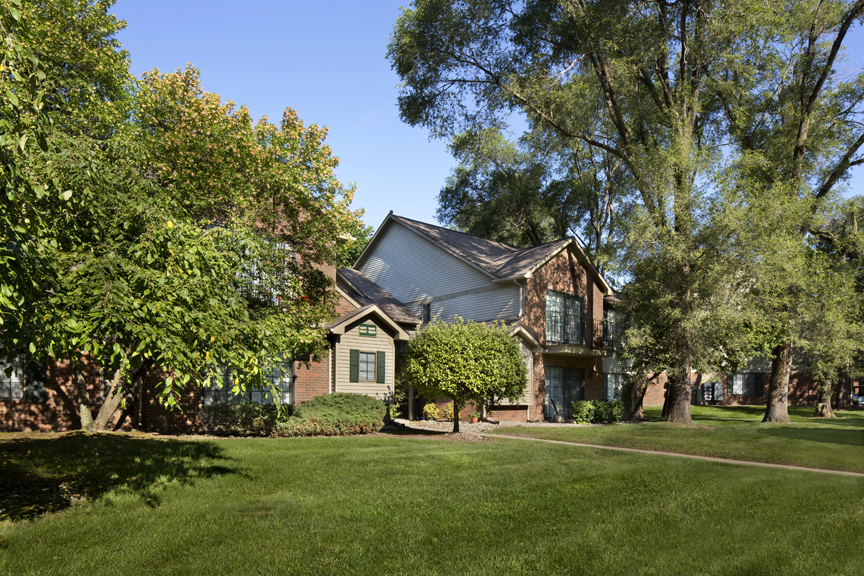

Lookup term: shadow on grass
[0,433,243,522]
[760,426,864,446]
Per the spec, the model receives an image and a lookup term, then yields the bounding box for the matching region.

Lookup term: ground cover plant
[1,431,862,575]
[490,405,864,473]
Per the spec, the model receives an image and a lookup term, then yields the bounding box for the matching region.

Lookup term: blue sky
[114,0,864,233]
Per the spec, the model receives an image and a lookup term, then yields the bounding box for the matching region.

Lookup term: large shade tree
[389,0,864,423]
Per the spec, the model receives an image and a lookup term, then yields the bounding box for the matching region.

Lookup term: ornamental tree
[402,318,526,433]
[3,1,364,430]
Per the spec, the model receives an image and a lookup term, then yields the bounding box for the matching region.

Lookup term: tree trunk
[660,380,670,419]
[75,364,94,431]
[665,367,692,424]
[91,367,124,432]
[763,341,793,423]
[452,401,460,433]
[815,379,836,418]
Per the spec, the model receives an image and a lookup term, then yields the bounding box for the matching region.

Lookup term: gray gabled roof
[337,268,421,325]
[371,215,611,293]
[327,304,410,341]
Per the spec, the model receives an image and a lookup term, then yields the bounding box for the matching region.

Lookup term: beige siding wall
[334,316,396,402]
[431,285,520,323]
[359,221,492,304]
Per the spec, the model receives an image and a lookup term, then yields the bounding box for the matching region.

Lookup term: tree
[402,317,526,432]
[3,1,363,430]
[389,1,864,424]
[437,124,634,278]
[713,0,864,423]
[1,0,55,362]
[334,220,373,268]
[389,0,782,423]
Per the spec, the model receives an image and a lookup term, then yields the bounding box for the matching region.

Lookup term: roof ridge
[393,215,521,253]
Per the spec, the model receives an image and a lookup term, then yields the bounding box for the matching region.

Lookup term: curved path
[480,434,864,477]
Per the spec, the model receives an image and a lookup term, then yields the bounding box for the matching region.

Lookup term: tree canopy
[389,0,864,423]
[1,0,366,429]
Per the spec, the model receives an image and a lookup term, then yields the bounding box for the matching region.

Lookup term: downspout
[328,347,333,394]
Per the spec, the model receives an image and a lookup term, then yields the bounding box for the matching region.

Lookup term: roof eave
[328,304,410,341]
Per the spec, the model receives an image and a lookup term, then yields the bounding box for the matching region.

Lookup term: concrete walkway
[480,434,864,477]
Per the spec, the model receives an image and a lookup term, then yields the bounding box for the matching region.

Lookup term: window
[604,373,624,401]
[546,290,584,345]
[729,373,761,396]
[421,303,431,323]
[359,352,376,380]
[202,360,293,406]
[702,381,724,402]
[236,240,294,305]
[603,309,624,347]
[349,349,386,384]
[545,366,583,419]
[0,354,47,403]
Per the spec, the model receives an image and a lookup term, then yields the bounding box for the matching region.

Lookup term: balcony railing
[545,313,585,346]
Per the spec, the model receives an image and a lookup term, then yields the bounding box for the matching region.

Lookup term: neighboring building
[350,213,616,421]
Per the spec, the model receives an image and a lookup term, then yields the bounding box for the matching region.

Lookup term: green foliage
[422,402,440,420]
[388,0,864,426]
[403,317,526,432]
[334,220,373,268]
[571,400,596,425]
[273,393,386,437]
[442,402,454,421]
[1,1,363,416]
[199,402,288,437]
[571,400,625,425]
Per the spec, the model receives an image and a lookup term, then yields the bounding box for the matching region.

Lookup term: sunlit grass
[490,405,864,473]
[1,430,862,575]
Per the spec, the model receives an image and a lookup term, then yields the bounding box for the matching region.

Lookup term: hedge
[273,393,386,437]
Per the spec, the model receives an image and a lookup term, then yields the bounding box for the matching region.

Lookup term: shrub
[570,400,625,424]
[571,400,595,425]
[594,401,612,423]
[200,402,287,436]
[423,403,440,420]
[442,402,454,420]
[273,393,386,437]
[607,399,625,422]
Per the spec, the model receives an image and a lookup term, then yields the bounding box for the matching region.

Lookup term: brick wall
[523,248,604,349]
[0,357,102,432]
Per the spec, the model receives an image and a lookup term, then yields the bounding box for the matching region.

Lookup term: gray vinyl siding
[359,221,492,304]
[431,285,520,323]
[335,317,395,401]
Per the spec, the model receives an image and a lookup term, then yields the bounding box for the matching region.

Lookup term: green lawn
[490,405,864,474]
[1,429,863,575]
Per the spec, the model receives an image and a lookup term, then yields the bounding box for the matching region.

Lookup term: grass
[0,426,862,575]
[489,405,864,474]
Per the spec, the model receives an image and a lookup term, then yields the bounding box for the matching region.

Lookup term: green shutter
[376,351,386,384]
[349,349,359,382]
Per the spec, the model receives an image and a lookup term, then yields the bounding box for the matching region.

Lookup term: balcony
[545,313,585,346]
